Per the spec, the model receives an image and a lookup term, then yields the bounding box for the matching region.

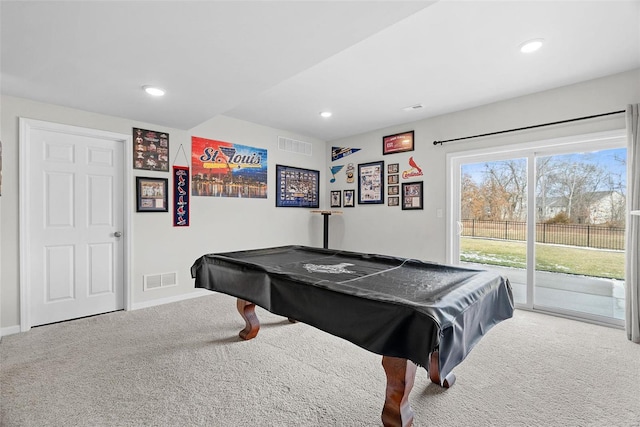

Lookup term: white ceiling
[2,1,639,142]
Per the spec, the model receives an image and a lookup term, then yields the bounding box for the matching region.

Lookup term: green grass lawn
[460,237,624,280]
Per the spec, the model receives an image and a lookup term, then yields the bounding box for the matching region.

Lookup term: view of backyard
[460,237,624,280]
[458,145,627,322]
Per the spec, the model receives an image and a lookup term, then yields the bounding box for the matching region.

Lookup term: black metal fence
[460,219,625,251]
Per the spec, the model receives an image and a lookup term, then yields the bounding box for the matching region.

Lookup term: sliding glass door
[533,150,626,320]
[459,157,528,305]
[448,131,626,325]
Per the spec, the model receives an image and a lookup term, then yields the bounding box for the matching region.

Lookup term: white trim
[124,131,134,312]
[519,306,625,329]
[18,119,30,332]
[131,289,212,311]
[18,118,132,331]
[445,151,457,264]
[2,291,213,336]
[446,129,625,160]
[525,152,536,309]
[1,325,22,338]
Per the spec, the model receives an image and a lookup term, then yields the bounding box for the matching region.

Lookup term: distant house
[588,191,626,224]
[537,191,626,224]
[539,196,567,220]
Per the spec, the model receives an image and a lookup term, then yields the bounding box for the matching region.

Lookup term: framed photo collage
[329,130,423,210]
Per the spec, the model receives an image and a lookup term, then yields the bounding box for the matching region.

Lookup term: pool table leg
[236,299,260,340]
[428,350,456,388]
[381,356,417,427]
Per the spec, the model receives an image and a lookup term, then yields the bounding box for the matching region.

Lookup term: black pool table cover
[191,245,514,380]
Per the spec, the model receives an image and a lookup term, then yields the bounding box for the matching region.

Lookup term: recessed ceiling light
[520,39,544,54]
[143,85,165,96]
[320,111,332,118]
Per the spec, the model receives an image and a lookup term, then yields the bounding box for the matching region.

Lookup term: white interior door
[21,119,127,327]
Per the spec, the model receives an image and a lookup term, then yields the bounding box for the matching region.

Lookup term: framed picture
[343,189,355,207]
[358,161,384,204]
[331,190,342,208]
[388,196,399,207]
[133,128,169,172]
[402,181,423,210]
[388,185,399,195]
[136,177,168,212]
[388,174,399,185]
[192,136,267,198]
[275,164,320,208]
[383,130,414,155]
[387,163,399,174]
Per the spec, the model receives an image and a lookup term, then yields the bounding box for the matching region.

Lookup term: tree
[482,159,527,221]
[535,157,553,221]
[547,160,606,223]
[461,173,484,219]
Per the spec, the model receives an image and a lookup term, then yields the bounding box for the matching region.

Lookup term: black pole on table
[322,212,331,249]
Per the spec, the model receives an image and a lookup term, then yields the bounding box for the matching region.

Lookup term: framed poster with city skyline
[191,136,267,198]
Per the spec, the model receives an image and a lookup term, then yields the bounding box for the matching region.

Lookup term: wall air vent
[278,136,312,156]
[402,104,424,111]
[143,271,177,291]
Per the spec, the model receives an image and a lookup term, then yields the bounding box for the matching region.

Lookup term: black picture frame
[358,160,384,204]
[330,190,342,208]
[388,196,399,207]
[401,181,423,210]
[275,164,320,208]
[136,177,168,212]
[387,163,399,174]
[133,128,170,172]
[383,131,414,155]
[343,189,355,207]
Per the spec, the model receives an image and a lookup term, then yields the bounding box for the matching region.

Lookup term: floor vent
[143,272,177,291]
[278,136,312,156]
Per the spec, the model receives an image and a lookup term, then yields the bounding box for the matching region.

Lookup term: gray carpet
[1,293,639,427]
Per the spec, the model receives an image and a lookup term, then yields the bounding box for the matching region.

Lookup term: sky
[462,147,627,193]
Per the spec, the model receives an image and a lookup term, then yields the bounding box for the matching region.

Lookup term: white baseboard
[131,289,212,311]
[1,290,214,338]
[1,325,22,338]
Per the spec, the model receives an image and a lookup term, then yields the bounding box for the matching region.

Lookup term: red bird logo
[408,156,422,173]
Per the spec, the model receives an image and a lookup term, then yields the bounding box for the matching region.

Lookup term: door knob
[114,231,122,238]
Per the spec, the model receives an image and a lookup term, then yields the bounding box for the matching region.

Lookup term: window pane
[534,148,626,319]
[460,159,527,304]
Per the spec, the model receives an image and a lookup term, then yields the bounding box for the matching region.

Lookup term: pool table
[191,245,514,427]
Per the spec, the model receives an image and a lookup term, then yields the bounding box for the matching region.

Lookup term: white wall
[327,69,640,262]
[0,97,327,331]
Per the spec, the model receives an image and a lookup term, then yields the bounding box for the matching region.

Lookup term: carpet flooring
[1,292,639,426]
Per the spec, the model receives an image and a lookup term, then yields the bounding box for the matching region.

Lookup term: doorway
[448,130,626,326]
[19,119,131,330]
